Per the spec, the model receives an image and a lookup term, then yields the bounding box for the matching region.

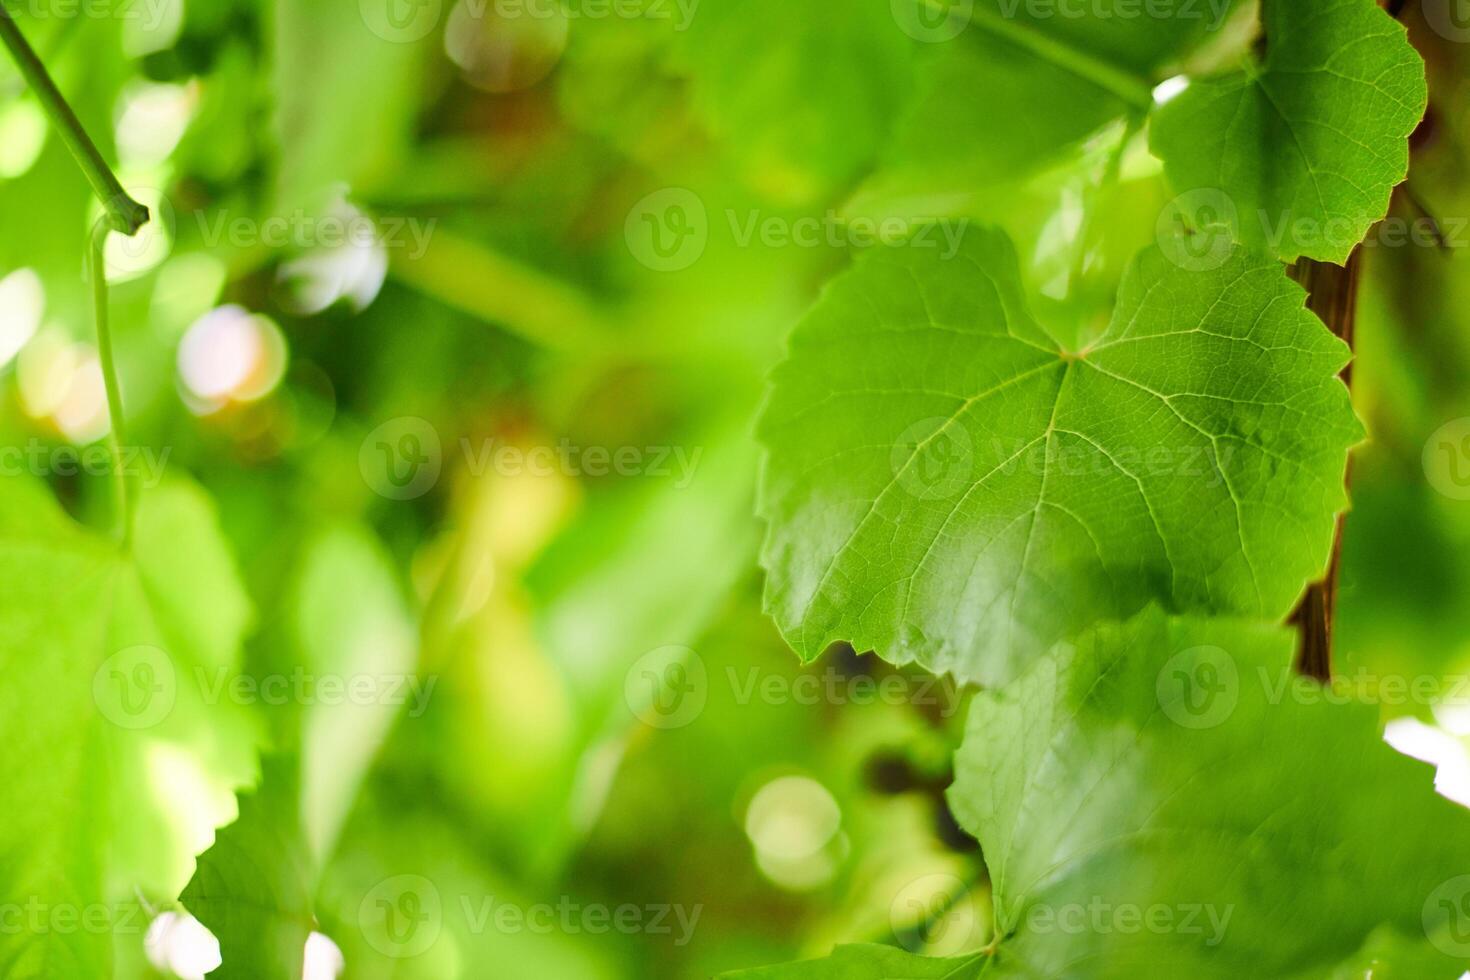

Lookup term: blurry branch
[1401,182,1451,251]
[0,6,147,233]
[388,229,611,353]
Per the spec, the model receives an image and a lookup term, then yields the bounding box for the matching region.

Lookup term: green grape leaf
[0,477,255,978]
[727,611,1470,979]
[1150,0,1427,263]
[859,0,1239,210]
[180,755,313,980]
[950,609,1470,977]
[758,229,1359,684]
[723,917,1465,979]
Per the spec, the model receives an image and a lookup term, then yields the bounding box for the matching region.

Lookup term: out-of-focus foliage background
[0,0,1467,976]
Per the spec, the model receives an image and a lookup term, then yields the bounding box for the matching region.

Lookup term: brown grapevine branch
[1288,252,1362,681]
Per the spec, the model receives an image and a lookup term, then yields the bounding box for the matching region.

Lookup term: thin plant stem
[0,7,148,234]
[89,219,131,549]
[1,7,150,545]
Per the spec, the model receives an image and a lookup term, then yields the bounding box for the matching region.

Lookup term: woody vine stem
[0,6,149,546]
